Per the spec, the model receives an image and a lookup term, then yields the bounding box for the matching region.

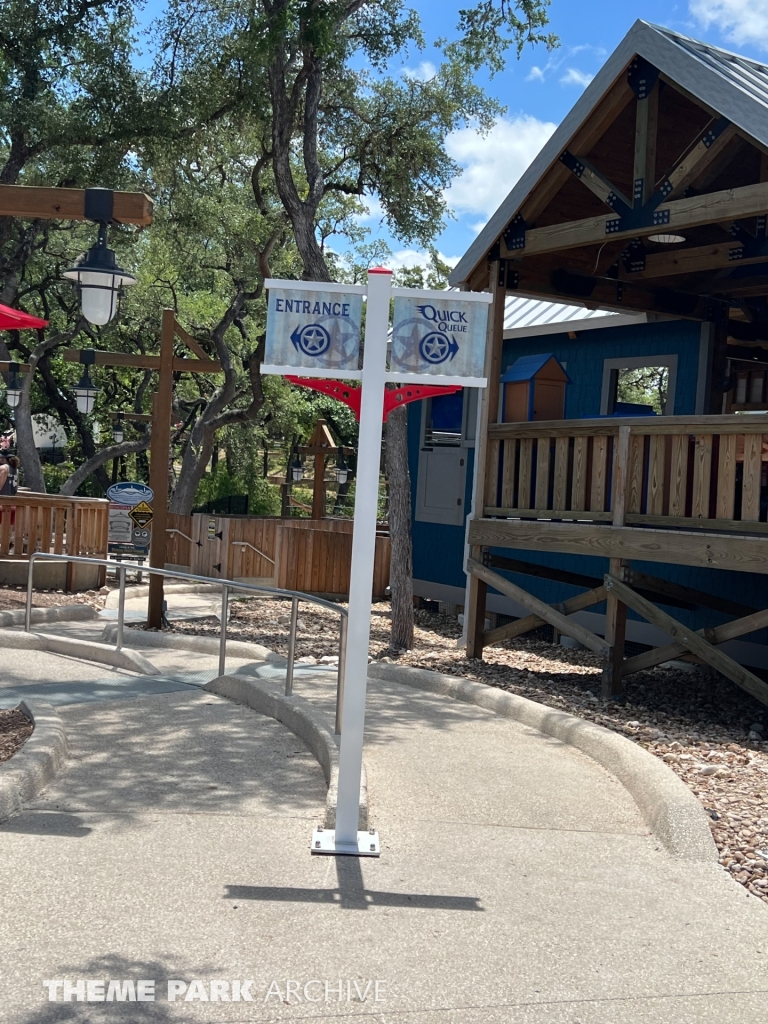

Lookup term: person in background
[3,455,19,495]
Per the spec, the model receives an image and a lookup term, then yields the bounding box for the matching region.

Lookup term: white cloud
[384,249,460,272]
[527,65,545,82]
[560,67,594,88]
[690,0,768,49]
[444,114,557,219]
[402,61,437,81]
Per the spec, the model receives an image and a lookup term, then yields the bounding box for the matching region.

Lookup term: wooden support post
[602,557,628,699]
[465,260,506,660]
[706,317,729,415]
[147,309,175,629]
[312,452,325,519]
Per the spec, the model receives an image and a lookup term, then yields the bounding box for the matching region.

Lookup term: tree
[189,0,555,647]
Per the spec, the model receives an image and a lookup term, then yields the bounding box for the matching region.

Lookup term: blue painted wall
[408,318,768,639]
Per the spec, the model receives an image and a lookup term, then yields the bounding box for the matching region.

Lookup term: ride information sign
[264,282,364,374]
[390,291,490,382]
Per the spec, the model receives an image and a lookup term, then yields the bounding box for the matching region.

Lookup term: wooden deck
[469,414,768,708]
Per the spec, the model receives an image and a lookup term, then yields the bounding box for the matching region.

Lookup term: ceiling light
[647,233,686,244]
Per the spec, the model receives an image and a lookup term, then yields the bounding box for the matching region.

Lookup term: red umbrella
[0,303,48,330]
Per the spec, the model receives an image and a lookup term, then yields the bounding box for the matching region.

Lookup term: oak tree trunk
[385,404,413,649]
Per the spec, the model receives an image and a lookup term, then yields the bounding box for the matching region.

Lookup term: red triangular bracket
[286,376,462,422]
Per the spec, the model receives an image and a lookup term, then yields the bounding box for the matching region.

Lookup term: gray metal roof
[504,296,616,331]
[450,20,768,287]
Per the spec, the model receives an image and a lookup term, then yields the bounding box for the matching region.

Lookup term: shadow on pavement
[224,856,483,912]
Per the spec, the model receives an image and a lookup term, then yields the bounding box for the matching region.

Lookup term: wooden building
[441,20,768,708]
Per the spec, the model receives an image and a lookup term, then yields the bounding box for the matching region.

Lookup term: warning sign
[129,500,153,529]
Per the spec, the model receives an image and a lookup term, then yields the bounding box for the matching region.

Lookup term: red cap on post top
[368,267,393,274]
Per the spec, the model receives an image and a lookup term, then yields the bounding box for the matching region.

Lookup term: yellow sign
[129,500,153,528]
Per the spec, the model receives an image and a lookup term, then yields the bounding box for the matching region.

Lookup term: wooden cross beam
[505,180,768,258]
[605,574,768,707]
[466,557,610,655]
[622,602,768,676]
[483,584,608,647]
[0,184,153,225]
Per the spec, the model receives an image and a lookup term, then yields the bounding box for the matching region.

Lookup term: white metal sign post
[263,269,491,857]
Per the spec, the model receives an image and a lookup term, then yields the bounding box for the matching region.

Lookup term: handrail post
[285,595,298,696]
[25,554,35,632]
[335,613,347,736]
[116,564,126,651]
[218,585,229,677]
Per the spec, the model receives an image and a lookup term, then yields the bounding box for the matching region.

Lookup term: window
[422,389,478,448]
[600,355,677,416]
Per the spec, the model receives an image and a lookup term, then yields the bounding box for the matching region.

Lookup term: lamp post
[62,189,137,325]
[71,350,99,414]
[64,311,222,627]
[289,453,304,482]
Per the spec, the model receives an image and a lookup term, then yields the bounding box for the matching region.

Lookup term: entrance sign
[390,289,491,384]
[263,280,365,378]
[263,271,493,857]
[108,482,154,557]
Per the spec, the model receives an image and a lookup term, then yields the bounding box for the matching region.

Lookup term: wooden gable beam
[517,77,635,226]
[664,118,738,200]
[559,151,633,214]
[632,79,659,206]
[506,180,768,257]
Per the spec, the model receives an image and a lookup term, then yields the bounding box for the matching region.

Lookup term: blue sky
[137,1,768,272]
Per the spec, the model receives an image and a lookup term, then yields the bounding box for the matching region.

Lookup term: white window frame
[600,354,678,416]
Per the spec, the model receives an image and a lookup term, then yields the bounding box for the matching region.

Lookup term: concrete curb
[369,663,717,862]
[0,628,159,677]
[205,674,367,830]
[100,623,286,664]
[0,701,68,823]
[103,582,221,609]
[0,603,97,628]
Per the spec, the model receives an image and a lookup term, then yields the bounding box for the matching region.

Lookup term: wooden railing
[0,492,109,557]
[484,414,768,533]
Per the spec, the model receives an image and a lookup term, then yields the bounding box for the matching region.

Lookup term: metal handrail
[230,540,276,564]
[25,552,347,735]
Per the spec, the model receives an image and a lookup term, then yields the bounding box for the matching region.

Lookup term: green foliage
[194,463,282,516]
[616,366,669,414]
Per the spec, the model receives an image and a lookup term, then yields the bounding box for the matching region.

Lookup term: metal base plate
[311,829,380,857]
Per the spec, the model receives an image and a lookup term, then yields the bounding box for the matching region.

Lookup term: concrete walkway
[1,639,767,1022]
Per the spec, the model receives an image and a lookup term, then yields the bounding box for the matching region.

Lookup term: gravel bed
[0,579,145,613]
[0,708,33,765]
[170,597,768,905]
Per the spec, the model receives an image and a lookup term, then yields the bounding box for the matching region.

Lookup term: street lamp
[113,412,125,444]
[336,451,349,485]
[62,189,136,326]
[4,363,22,409]
[290,454,304,482]
[73,349,99,415]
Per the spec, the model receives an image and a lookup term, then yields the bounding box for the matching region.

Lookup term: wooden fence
[166,512,390,599]
[0,491,109,589]
[485,413,768,533]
